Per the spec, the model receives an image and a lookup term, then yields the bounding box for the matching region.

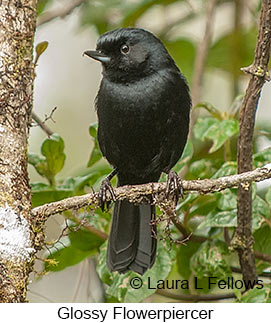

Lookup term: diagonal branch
[233,0,271,287]
[32,165,271,223]
[254,251,271,263]
[191,0,218,106]
[31,111,54,137]
[37,0,87,27]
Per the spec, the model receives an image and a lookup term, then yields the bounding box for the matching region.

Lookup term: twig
[176,228,271,263]
[233,0,271,287]
[172,218,209,243]
[156,290,235,302]
[254,251,271,263]
[224,228,231,245]
[191,0,218,106]
[159,11,196,39]
[31,110,55,137]
[31,165,271,222]
[67,212,108,240]
[37,0,87,27]
[232,0,245,97]
[43,106,57,124]
[231,266,271,278]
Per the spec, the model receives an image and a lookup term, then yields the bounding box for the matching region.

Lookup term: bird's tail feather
[107,200,156,275]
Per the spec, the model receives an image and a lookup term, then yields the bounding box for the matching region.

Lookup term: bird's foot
[99,177,116,211]
[165,170,184,202]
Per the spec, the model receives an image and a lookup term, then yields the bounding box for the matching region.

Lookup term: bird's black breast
[96,68,190,185]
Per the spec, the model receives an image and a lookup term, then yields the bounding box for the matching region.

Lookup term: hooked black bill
[83,50,111,63]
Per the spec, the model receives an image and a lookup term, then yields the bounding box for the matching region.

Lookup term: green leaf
[28,153,47,178]
[88,123,103,167]
[84,200,112,233]
[194,117,217,140]
[198,195,266,231]
[254,225,271,273]
[212,161,237,178]
[177,241,216,294]
[69,229,105,251]
[31,182,73,207]
[37,0,53,15]
[208,120,239,153]
[217,189,237,211]
[97,241,174,302]
[239,287,270,303]
[233,286,242,301]
[194,117,239,153]
[172,139,193,173]
[207,28,257,75]
[197,209,237,230]
[29,134,66,185]
[266,186,271,208]
[194,102,222,120]
[122,0,180,27]
[34,41,49,66]
[254,225,271,255]
[41,134,65,173]
[72,163,112,194]
[190,240,231,279]
[177,241,201,279]
[35,41,49,65]
[164,39,195,83]
[253,147,271,168]
[205,120,239,153]
[253,195,270,224]
[79,0,121,34]
[251,196,268,233]
[176,193,198,212]
[96,243,113,286]
[189,196,218,217]
[45,243,94,272]
[45,228,105,272]
[36,41,48,56]
[160,140,193,182]
[123,0,165,26]
[190,159,217,179]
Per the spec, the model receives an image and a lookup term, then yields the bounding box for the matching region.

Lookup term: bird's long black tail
[106,200,156,275]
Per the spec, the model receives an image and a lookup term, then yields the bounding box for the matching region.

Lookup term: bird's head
[84,28,174,83]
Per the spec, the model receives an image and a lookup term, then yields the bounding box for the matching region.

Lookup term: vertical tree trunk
[234,0,271,286]
[0,0,37,302]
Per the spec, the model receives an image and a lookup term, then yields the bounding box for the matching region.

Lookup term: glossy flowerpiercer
[84,28,191,275]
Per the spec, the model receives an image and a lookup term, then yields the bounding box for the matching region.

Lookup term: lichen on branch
[32,165,271,222]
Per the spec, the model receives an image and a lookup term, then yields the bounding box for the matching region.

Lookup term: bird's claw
[99,177,116,211]
[165,171,184,202]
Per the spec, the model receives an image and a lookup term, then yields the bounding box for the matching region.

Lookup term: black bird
[84,28,191,275]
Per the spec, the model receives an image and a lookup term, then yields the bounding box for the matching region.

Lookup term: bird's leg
[165,170,184,202]
[99,169,117,211]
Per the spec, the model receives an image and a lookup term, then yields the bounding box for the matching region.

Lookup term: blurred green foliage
[37,0,53,16]
[33,0,271,303]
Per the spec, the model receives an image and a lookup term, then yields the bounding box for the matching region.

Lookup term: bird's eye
[120,44,130,54]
